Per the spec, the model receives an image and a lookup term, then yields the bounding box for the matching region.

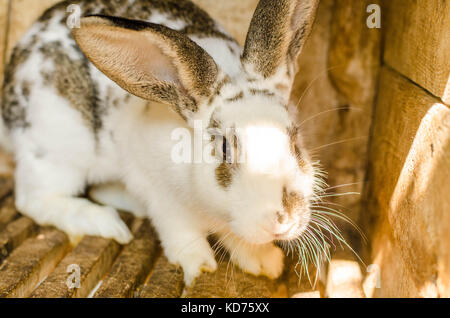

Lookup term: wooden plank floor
[0,175,331,298]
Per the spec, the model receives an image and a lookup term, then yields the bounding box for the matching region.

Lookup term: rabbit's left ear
[73,15,221,124]
[242,0,319,82]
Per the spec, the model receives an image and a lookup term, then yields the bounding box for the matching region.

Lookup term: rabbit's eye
[222,137,229,162]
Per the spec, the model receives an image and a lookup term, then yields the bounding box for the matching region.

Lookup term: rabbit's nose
[276,211,288,224]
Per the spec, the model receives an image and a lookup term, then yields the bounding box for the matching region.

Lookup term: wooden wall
[0,0,10,110]
[363,0,450,297]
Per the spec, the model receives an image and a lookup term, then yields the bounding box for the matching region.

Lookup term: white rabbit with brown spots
[1,0,321,285]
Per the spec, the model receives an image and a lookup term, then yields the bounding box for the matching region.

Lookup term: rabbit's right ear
[73,15,221,123]
[242,0,319,92]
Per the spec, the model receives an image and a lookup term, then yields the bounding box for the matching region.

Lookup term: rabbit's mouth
[226,208,311,245]
[273,216,310,242]
[273,222,298,240]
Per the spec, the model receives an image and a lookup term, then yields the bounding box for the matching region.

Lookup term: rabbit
[1,0,321,285]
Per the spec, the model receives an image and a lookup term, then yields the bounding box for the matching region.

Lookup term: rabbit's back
[2,0,241,134]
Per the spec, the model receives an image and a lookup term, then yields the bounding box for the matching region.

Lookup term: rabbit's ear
[242,0,319,80]
[73,15,220,122]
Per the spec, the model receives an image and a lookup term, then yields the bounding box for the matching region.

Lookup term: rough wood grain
[0,216,36,263]
[329,0,381,106]
[324,0,381,239]
[184,261,276,298]
[192,0,258,46]
[0,228,69,298]
[5,0,60,59]
[383,0,450,104]
[30,235,122,298]
[94,219,159,298]
[29,211,133,298]
[0,196,17,230]
[0,177,13,201]
[0,153,14,177]
[139,255,184,298]
[0,0,9,91]
[364,67,450,297]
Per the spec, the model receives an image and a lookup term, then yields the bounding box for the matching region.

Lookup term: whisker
[312,208,367,243]
[300,234,318,287]
[323,182,364,191]
[213,232,233,264]
[309,136,368,152]
[312,212,365,266]
[294,65,344,110]
[291,164,367,287]
[310,219,337,248]
[316,192,360,198]
[305,232,324,289]
[297,106,364,129]
[226,237,245,287]
[308,225,332,260]
[311,200,347,209]
[296,237,310,282]
[310,213,345,248]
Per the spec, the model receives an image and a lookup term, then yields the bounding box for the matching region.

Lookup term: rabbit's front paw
[260,244,285,279]
[64,204,133,245]
[165,241,217,286]
[232,243,285,279]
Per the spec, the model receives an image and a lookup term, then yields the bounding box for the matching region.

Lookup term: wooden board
[5,0,60,60]
[383,0,450,104]
[0,228,69,297]
[0,196,17,230]
[192,0,258,46]
[328,0,381,106]
[30,235,122,298]
[30,212,133,298]
[94,219,159,298]
[184,261,277,298]
[365,67,450,297]
[0,176,13,200]
[0,0,9,91]
[0,216,36,263]
[138,255,185,298]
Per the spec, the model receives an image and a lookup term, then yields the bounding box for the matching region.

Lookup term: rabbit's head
[73,0,320,245]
